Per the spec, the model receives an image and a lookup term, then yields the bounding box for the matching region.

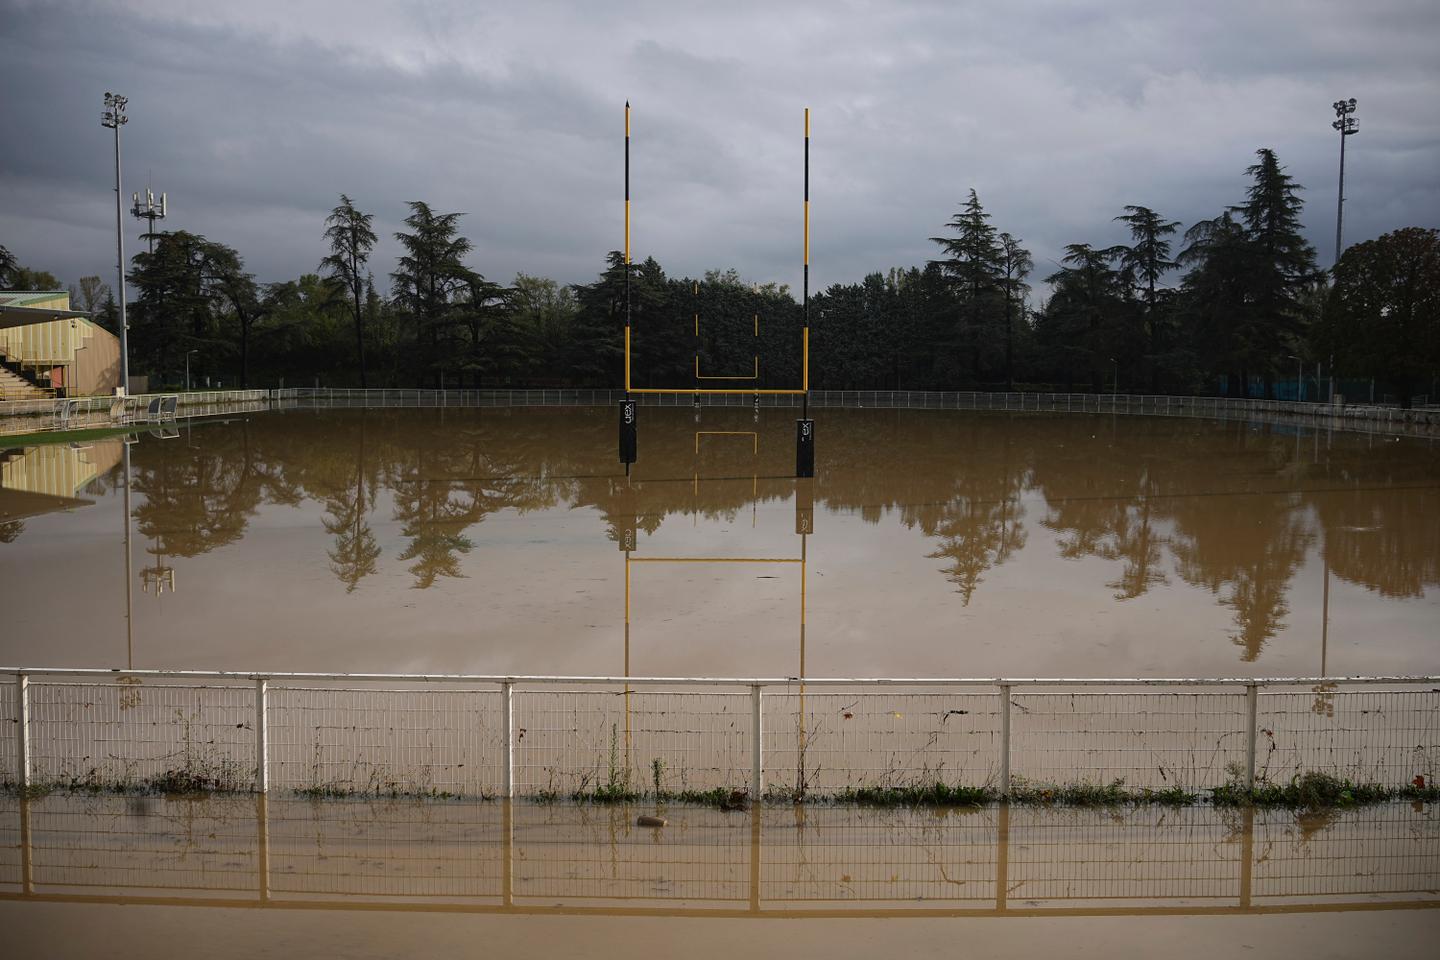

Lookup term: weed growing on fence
[1211,771,1440,809]
[830,783,992,807]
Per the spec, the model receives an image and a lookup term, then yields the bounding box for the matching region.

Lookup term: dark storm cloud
[1,0,1437,298]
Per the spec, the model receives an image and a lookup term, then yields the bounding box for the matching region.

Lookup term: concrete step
[0,365,51,401]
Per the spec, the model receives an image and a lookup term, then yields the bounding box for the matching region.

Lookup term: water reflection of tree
[1304,441,1440,600]
[1034,420,1317,657]
[131,421,300,558]
[321,411,382,592]
[1030,421,1170,601]
[111,407,1439,656]
[390,412,562,588]
[1169,492,1312,661]
[810,411,1030,604]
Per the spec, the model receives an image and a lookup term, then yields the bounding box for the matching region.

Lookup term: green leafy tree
[0,244,16,287]
[205,243,261,387]
[510,273,579,381]
[996,233,1033,390]
[1318,227,1440,406]
[129,231,221,383]
[321,195,379,387]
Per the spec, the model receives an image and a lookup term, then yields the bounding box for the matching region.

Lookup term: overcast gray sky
[2,0,1437,300]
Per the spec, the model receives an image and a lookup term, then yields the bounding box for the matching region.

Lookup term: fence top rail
[4,667,1436,688]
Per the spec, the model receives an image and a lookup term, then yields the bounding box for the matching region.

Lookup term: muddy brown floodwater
[0,794,1436,958]
[1,406,1437,677]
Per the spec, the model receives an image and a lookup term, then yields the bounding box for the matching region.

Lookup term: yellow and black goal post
[619,103,814,477]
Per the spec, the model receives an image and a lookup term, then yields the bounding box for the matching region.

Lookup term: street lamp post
[186,349,197,391]
[1332,98,1358,266]
[102,92,130,395]
[1288,354,1304,402]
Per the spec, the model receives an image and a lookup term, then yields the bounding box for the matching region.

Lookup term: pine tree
[321,195,378,387]
[1113,206,1179,390]
[930,189,1003,382]
[1232,149,1319,395]
[391,201,476,386]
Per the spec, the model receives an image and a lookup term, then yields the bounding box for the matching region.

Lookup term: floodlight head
[101,91,129,127]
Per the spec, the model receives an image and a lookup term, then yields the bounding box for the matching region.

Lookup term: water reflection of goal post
[617,425,814,789]
[623,551,807,791]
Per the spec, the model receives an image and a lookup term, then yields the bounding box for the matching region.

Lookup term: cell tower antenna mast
[131,183,168,254]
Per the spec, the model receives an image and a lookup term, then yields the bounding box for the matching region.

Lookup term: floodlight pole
[103,93,131,395]
[1332,98,1357,266]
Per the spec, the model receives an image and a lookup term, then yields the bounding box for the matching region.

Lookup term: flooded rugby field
[1,405,1437,677]
[2,404,1438,955]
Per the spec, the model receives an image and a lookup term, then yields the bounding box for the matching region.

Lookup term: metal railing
[5,670,1436,800]
[0,389,274,437]
[274,387,1440,436]
[5,387,1436,438]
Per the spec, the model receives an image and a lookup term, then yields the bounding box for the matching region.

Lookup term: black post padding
[619,400,637,464]
[795,418,814,478]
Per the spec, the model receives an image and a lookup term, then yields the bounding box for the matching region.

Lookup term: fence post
[751,684,764,799]
[16,672,30,791]
[1244,683,1258,793]
[999,683,1011,797]
[502,682,514,798]
[255,678,269,793]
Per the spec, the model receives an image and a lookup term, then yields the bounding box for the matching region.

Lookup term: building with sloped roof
[0,291,121,400]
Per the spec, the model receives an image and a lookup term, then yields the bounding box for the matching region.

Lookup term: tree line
[2,144,1436,402]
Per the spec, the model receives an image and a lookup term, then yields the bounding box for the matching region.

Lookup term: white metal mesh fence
[1257,689,1440,787]
[513,687,751,796]
[0,677,16,787]
[268,387,1440,437]
[762,690,1001,795]
[5,672,1438,799]
[1009,691,1249,791]
[26,681,255,792]
[266,685,504,797]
